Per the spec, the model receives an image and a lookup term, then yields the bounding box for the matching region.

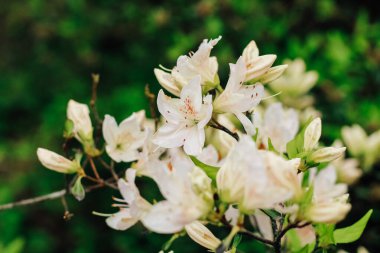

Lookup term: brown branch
[209,119,239,141]
[109,160,118,181]
[97,157,118,181]
[239,227,274,247]
[88,157,101,180]
[145,84,159,128]
[273,221,312,253]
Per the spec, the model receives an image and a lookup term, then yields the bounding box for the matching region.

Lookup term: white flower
[269,58,318,96]
[153,76,213,155]
[141,153,213,233]
[154,36,221,96]
[216,136,300,211]
[241,151,301,211]
[242,40,287,83]
[306,194,351,224]
[341,125,367,157]
[305,167,351,224]
[304,118,322,151]
[106,169,151,230]
[102,113,146,163]
[185,221,221,250]
[342,125,380,169]
[259,102,299,153]
[37,148,81,174]
[268,58,318,109]
[67,100,93,143]
[213,57,264,135]
[334,158,362,185]
[330,140,362,185]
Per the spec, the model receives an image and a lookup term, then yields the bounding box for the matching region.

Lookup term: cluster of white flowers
[35,37,375,253]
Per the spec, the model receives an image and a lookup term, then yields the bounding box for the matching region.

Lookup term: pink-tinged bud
[185,221,221,250]
[37,148,81,174]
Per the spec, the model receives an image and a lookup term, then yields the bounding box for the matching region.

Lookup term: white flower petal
[102,115,119,146]
[106,209,139,231]
[183,127,205,156]
[142,201,190,234]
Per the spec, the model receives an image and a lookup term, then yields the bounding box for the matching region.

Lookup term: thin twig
[60,195,74,220]
[239,228,274,246]
[0,177,118,212]
[88,157,101,180]
[273,221,312,253]
[109,160,118,181]
[209,119,239,141]
[0,190,67,211]
[97,157,111,170]
[145,84,159,128]
[84,175,117,190]
[90,73,102,125]
[97,157,118,181]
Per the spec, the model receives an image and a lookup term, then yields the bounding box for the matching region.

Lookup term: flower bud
[67,100,93,142]
[37,148,81,174]
[257,64,288,84]
[185,221,221,250]
[67,100,101,156]
[304,118,321,151]
[245,55,277,82]
[310,147,346,163]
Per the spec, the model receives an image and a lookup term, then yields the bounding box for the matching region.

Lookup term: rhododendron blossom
[28,36,374,253]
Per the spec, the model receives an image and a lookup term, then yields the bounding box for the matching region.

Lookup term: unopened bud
[257,64,288,84]
[310,147,346,163]
[67,99,94,145]
[185,221,221,250]
[37,148,81,174]
[304,118,321,151]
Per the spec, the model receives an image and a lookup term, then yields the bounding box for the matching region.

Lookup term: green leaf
[316,223,335,247]
[260,209,281,219]
[189,156,219,182]
[252,128,259,142]
[286,118,314,159]
[231,234,242,250]
[3,238,25,253]
[286,229,302,251]
[333,209,373,244]
[71,176,85,201]
[267,137,278,154]
[300,185,314,211]
[295,242,316,253]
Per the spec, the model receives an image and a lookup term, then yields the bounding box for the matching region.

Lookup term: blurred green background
[0,0,379,252]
